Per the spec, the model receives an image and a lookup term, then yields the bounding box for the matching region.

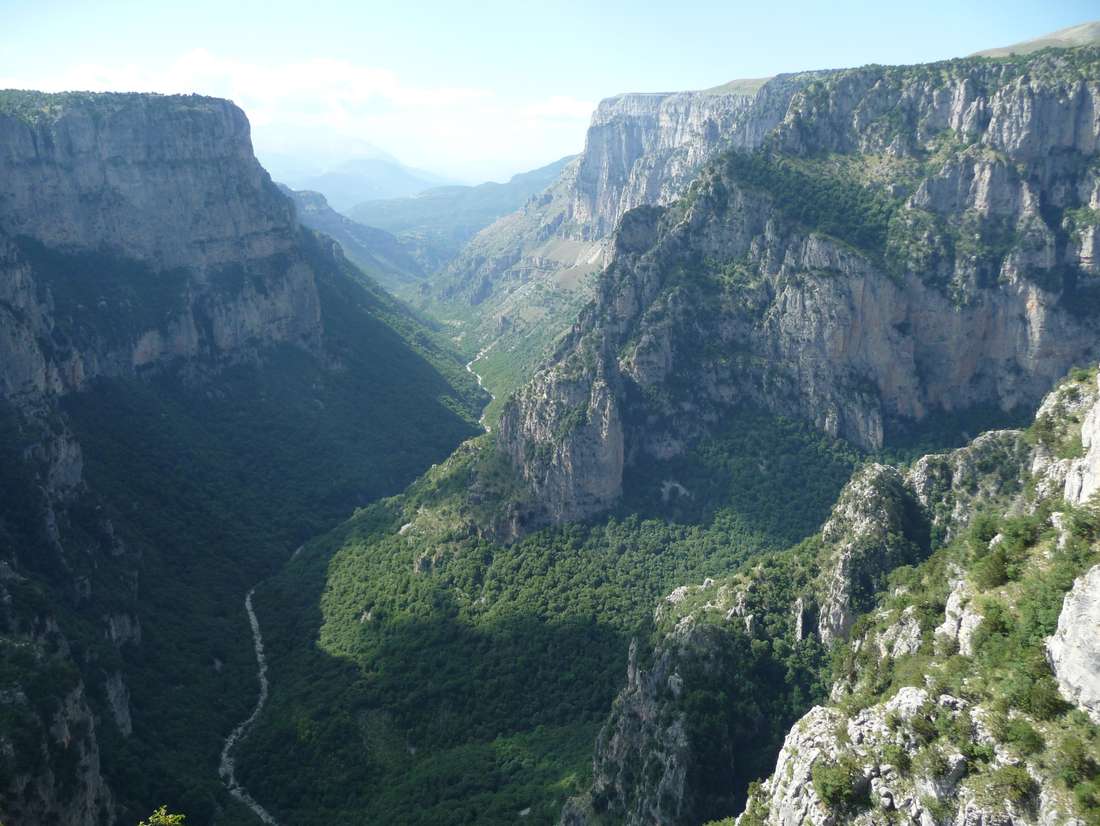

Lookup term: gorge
[2,17,1100,826]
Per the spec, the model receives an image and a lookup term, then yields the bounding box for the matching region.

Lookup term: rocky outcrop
[935,577,983,656]
[503,49,1100,526]
[816,465,923,644]
[498,368,625,523]
[104,672,133,737]
[907,430,1034,545]
[1064,373,1100,506]
[1047,563,1100,724]
[740,688,1065,826]
[561,638,694,825]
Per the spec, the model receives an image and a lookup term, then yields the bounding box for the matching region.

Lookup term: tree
[138,806,186,826]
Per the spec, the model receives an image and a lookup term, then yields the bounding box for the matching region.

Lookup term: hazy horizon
[3,0,1098,184]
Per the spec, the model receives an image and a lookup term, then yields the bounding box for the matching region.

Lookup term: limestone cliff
[568,79,804,241]
[0,91,327,410]
[502,48,1100,527]
[1047,563,1100,726]
[442,77,798,303]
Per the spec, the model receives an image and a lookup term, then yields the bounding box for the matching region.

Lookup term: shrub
[1055,736,1099,787]
[1024,678,1069,721]
[972,547,1008,589]
[999,718,1044,755]
[138,808,186,826]
[882,743,911,775]
[812,756,868,811]
[984,765,1036,805]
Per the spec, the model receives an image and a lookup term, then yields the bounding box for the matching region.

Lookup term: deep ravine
[465,340,498,432]
[219,589,280,825]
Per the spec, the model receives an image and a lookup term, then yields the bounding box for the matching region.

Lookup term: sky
[2,0,1098,183]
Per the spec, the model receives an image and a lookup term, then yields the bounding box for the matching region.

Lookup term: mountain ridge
[973,20,1100,58]
[501,46,1100,527]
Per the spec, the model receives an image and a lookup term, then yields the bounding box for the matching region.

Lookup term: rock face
[0,92,324,410]
[498,369,625,523]
[1064,373,1100,506]
[0,681,112,826]
[1048,563,1100,724]
[0,94,292,267]
[816,465,923,645]
[502,49,1100,527]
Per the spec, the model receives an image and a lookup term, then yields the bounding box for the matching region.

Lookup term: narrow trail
[219,588,280,825]
[465,340,499,432]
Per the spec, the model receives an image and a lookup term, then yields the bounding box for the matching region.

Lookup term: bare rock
[1047,563,1100,723]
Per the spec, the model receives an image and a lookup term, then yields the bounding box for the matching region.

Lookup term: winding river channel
[219,589,280,825]
[465,340,498,432]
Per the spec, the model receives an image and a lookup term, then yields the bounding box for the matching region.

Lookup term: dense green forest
[240,407,865,824]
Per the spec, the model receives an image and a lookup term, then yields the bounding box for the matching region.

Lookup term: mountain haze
[280,185,428,291]
[291,156,457,211]
[348,155,575,278]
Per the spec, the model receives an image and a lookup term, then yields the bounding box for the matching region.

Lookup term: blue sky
[3,0,1097,182]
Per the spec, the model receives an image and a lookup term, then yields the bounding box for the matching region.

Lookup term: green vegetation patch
[721,151,901,258]
[243,405,866,825]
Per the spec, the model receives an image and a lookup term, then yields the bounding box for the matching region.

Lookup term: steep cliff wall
[501,49,1100,526]
[0,93,295,267]
[444,76,808,303]
[0,90,321,826]
[0,91,326,411]
[568,80,795,240]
